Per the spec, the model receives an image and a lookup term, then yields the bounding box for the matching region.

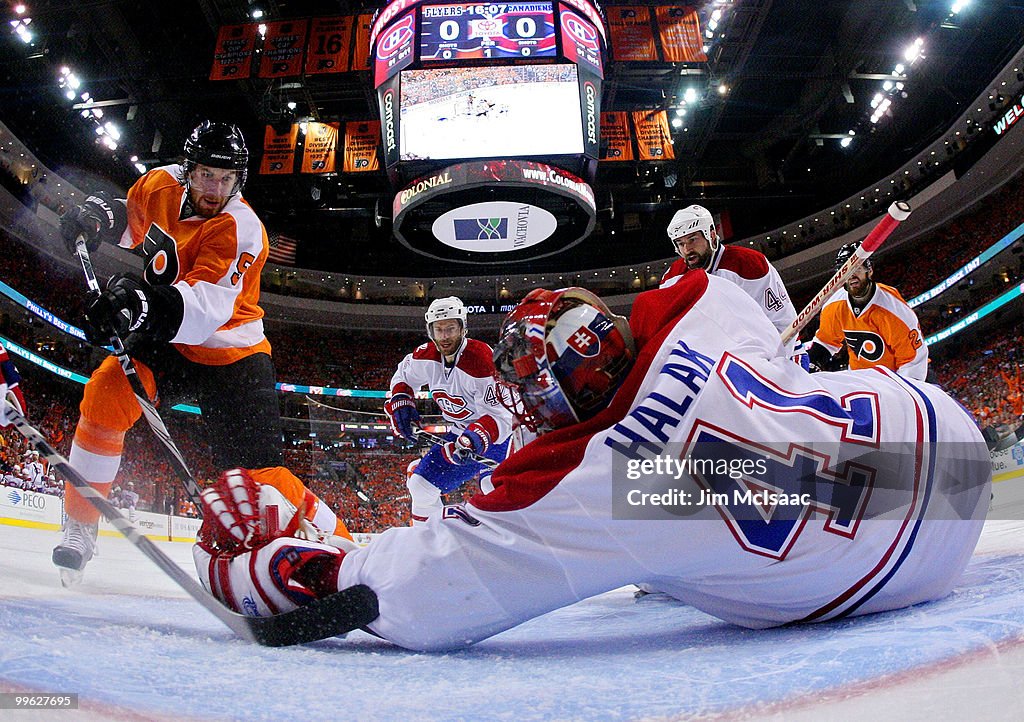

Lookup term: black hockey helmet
[836,242,871,272]
[182,121,248,194]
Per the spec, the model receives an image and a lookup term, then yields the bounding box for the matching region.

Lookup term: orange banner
[258,19,308,78]
[260,124,298,175]
[305,16,354,75]
[343,121,381,173]
[600,112,634,161]
[631,110,675,160]
[210,24,257,80]
[607,7,658,62]
[301,122,340,174]
[351,14,373,71]
[656,6,706,63]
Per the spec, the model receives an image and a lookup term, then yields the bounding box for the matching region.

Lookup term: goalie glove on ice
[84,273,184,346]
[59,191,127,254]
[385,392,420,440]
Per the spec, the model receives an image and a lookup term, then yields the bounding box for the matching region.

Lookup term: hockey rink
[2,516,1024,721]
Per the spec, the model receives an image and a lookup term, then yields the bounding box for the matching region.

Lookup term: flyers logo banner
[568,326,600,357]
[631,109,675,160]
[343,121,381,173]
[433,391,472,420]
[656,6,707,63]
[210,24,257,80]
[258,19,309,78]
[844,330,886,362]
[305,16,354,75]
[607,6,657,61]
[301,122,340,174]
[260,124,298,175]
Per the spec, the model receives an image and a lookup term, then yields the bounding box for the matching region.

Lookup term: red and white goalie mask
[493,288,635,433]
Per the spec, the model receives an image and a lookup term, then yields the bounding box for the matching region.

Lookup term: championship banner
[607,6,658,62]
[301,122,340,174]
[209,23,257,80]
[656,6,706,63]
[600,112,634,161]
[351,13,374,71]
[259,124,298,175]
[305,16,354,75]
[343,121,381,173]
[258,19,309,78]
[632,110,675,160]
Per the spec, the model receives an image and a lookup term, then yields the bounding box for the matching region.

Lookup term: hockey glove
[807,342,833,374]
[59,191,127,255]
[384,393,420,440]
[0,347,26,428]
[84,273,184,346]
[441,425,490,466]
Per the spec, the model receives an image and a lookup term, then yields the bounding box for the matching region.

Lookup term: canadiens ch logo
[568,326,599,357]
[432,391,472,420]
[844,330,886,361]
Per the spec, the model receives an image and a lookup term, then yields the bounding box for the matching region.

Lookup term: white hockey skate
[52,518,98,587]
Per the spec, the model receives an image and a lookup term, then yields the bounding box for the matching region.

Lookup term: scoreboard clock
[419,2,557,61]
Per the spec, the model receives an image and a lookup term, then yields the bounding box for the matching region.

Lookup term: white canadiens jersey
[121,489,139,509]
[339,274,990,651]
[661,244,798,355]
[25,461,44,487]
[389,338,513,444]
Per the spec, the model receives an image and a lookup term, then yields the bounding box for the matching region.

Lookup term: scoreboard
[369,0,607,264]
[419,3,557,61]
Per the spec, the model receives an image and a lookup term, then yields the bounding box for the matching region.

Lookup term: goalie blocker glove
[84,273,184,346]
[384,392,420,440]
[59,191,127,254]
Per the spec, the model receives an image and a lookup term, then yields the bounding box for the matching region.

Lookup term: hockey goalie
[193,273,991,651]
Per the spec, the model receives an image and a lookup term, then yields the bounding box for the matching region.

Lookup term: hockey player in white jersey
[661,205,802,359]
[193,274,990,651]
[384,297,513,522]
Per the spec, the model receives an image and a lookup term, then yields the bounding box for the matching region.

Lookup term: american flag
[267,232,298,265]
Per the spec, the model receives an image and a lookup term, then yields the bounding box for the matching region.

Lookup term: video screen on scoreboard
[399,64,584,161]
[420,2,557,61]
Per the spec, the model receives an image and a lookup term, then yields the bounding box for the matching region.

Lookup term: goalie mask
[493,288,635,433]
[182,121,249,197]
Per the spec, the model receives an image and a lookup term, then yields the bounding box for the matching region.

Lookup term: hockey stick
[781,201,912,345]
[4,399,378,646]
[413,427,499,470]
[75,238,203,507]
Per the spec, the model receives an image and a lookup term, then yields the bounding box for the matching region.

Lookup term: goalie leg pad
[193,536,346,617]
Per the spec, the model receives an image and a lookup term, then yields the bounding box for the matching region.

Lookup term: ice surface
[2,521,1023,721]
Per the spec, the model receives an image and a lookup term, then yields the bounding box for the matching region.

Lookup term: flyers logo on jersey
[433,391,472,420]
[844,330,886,362]
[567,327,600,357]
[141,223,180,286]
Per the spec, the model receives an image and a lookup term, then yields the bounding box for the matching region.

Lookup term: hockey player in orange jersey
[52,121,348,585]
[809,242,929,380]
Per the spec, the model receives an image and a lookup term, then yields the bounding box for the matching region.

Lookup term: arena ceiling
[3,0,1024,276]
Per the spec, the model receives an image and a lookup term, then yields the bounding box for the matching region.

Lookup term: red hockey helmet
[493,288,635,433]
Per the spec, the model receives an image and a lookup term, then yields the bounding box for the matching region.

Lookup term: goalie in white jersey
[384,297,513,523]
[193,274,990,651]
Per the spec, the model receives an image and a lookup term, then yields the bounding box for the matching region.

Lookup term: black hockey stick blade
[4,400,378,646]
[245,584,379,647]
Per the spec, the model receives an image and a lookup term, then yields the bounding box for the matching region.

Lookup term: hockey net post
[781,201,912,345]
[74,237,204,508]
[4,398,378,646]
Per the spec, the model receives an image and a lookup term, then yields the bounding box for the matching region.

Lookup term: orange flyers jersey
[118,165,271,366]
[813,282,928,380]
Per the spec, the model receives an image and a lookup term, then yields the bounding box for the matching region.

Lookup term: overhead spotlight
[840,136,853,148]
[14,4,27,15]
[287,101,297,110]
[951,0,970,14]
[684,87,697,103]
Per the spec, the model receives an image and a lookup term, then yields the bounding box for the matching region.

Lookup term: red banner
[301,122,340,174]
[343,121,381,173]
[210,24,257,80]
[600,112,634,161]
[656,6,706,63]
[608,7,658,61]
[305,16,354,75]
[631,110,675,160]
[260,125,298,175]
[258,19,309,78]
